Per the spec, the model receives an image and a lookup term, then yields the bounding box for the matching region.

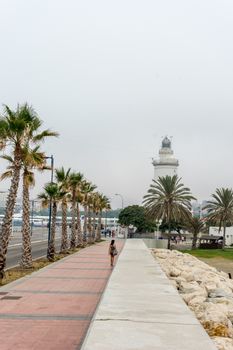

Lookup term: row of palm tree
[143,175,233,250]
[38,173,110,261]
[0,104,110,280]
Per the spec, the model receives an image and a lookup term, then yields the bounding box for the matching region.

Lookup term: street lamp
[115,193,124,209]
[44,155,54,257]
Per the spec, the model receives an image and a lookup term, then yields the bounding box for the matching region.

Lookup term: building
[209,226,233,246]
[152,136,179,180]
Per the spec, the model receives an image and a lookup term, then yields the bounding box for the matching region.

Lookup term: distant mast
[152,136,179,180]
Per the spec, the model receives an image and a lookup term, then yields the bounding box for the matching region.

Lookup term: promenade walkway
[82,239,217,350]
[0,241,123,350]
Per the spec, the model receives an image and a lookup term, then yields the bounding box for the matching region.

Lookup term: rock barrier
[152,249,233,350]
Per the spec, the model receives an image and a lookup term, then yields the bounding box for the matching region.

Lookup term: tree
[185,216,206,249]
[118,205,155,232]
[1,146,48,268]
[81,181,96,243]
[143,175,195,249]
[55,167,71,253]
[0,104,58,278]
[68,172,83,249]
[95,194,111,241]
[204,188,233,249]
[38,183,62,260]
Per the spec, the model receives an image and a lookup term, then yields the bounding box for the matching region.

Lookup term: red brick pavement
[0,240,124,350]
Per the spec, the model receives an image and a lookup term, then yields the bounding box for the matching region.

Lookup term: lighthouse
[152,136,179,180]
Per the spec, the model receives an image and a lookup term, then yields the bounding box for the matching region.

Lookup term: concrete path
[82,239,217,350]
[0,241,123,350]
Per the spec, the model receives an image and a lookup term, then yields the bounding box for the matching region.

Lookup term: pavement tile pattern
[0,241,123,350]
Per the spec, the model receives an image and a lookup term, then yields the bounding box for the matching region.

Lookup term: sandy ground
[198,257,233,278]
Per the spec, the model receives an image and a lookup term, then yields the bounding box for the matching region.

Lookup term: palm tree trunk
[83,205,88,242]
[167,220,171,250]
[47,201,57,261]
[96,212,102,241]
[0,151,21,278]
[87,207,92,243]
[20,174,32,268]
[70,192,76,249]
[60,199,68,253]
[76,202,83,247]
[192,232,198,249]
[223,224,226,249]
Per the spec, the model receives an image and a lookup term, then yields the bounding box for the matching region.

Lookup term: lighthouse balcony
[153,160,179,166]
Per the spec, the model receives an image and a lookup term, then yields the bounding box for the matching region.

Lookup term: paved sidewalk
[0,241,123,350]
[82,239,217,350]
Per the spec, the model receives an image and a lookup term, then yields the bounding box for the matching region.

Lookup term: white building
[209,226,233,246]
[152,136,179,180]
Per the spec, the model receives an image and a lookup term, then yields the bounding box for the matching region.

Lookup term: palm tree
[55,167,71,253]
[143,175,195,249]
[204,188,233,249]
[38,183,62,261]
[1,146,47,268]
[95,194,111,241]
[69,172,83,249]
[81,181,97,243]
[0,104,58,278]
[186,216,206,249]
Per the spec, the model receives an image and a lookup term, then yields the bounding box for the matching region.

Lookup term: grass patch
[183,248,233,260]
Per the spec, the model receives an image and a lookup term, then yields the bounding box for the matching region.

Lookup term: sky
[0,0,233,209]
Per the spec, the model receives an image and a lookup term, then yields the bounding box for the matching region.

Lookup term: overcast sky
[0,0,233,209]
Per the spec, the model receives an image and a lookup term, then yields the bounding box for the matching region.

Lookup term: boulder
[212,337,233,350]
[209,288,233,299]
[182,289,207,304]
[169,267,181,277]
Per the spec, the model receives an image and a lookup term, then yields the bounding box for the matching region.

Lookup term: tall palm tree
[0,104,58,277]
[38,183,62,261]
[69,172,83,249]
[81,181,97,243]
[55,167,71,253]
[204,188,233,249]
[186,216,206,249]
[1,146,47,268]
[95,194,111,241]
[143,175,195,249]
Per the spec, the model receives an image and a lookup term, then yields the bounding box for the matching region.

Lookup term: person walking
[109,240,117,267]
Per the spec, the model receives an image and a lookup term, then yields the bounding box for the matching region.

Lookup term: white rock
[209,288,233,299]
[169,267,181,277]
[179,281,201,294]
[212,337,233,350]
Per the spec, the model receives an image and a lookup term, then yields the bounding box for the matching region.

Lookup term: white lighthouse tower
[152,136,179,180]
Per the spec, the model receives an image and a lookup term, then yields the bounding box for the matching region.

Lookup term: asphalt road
[6,228,63,269]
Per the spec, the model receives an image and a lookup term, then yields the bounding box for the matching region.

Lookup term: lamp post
[115,193,124,209]
[44,155,54,257]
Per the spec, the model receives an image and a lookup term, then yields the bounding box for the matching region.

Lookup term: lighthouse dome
[162,136,171,149]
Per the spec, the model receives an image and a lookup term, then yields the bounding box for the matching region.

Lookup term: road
[6,228,63,269]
